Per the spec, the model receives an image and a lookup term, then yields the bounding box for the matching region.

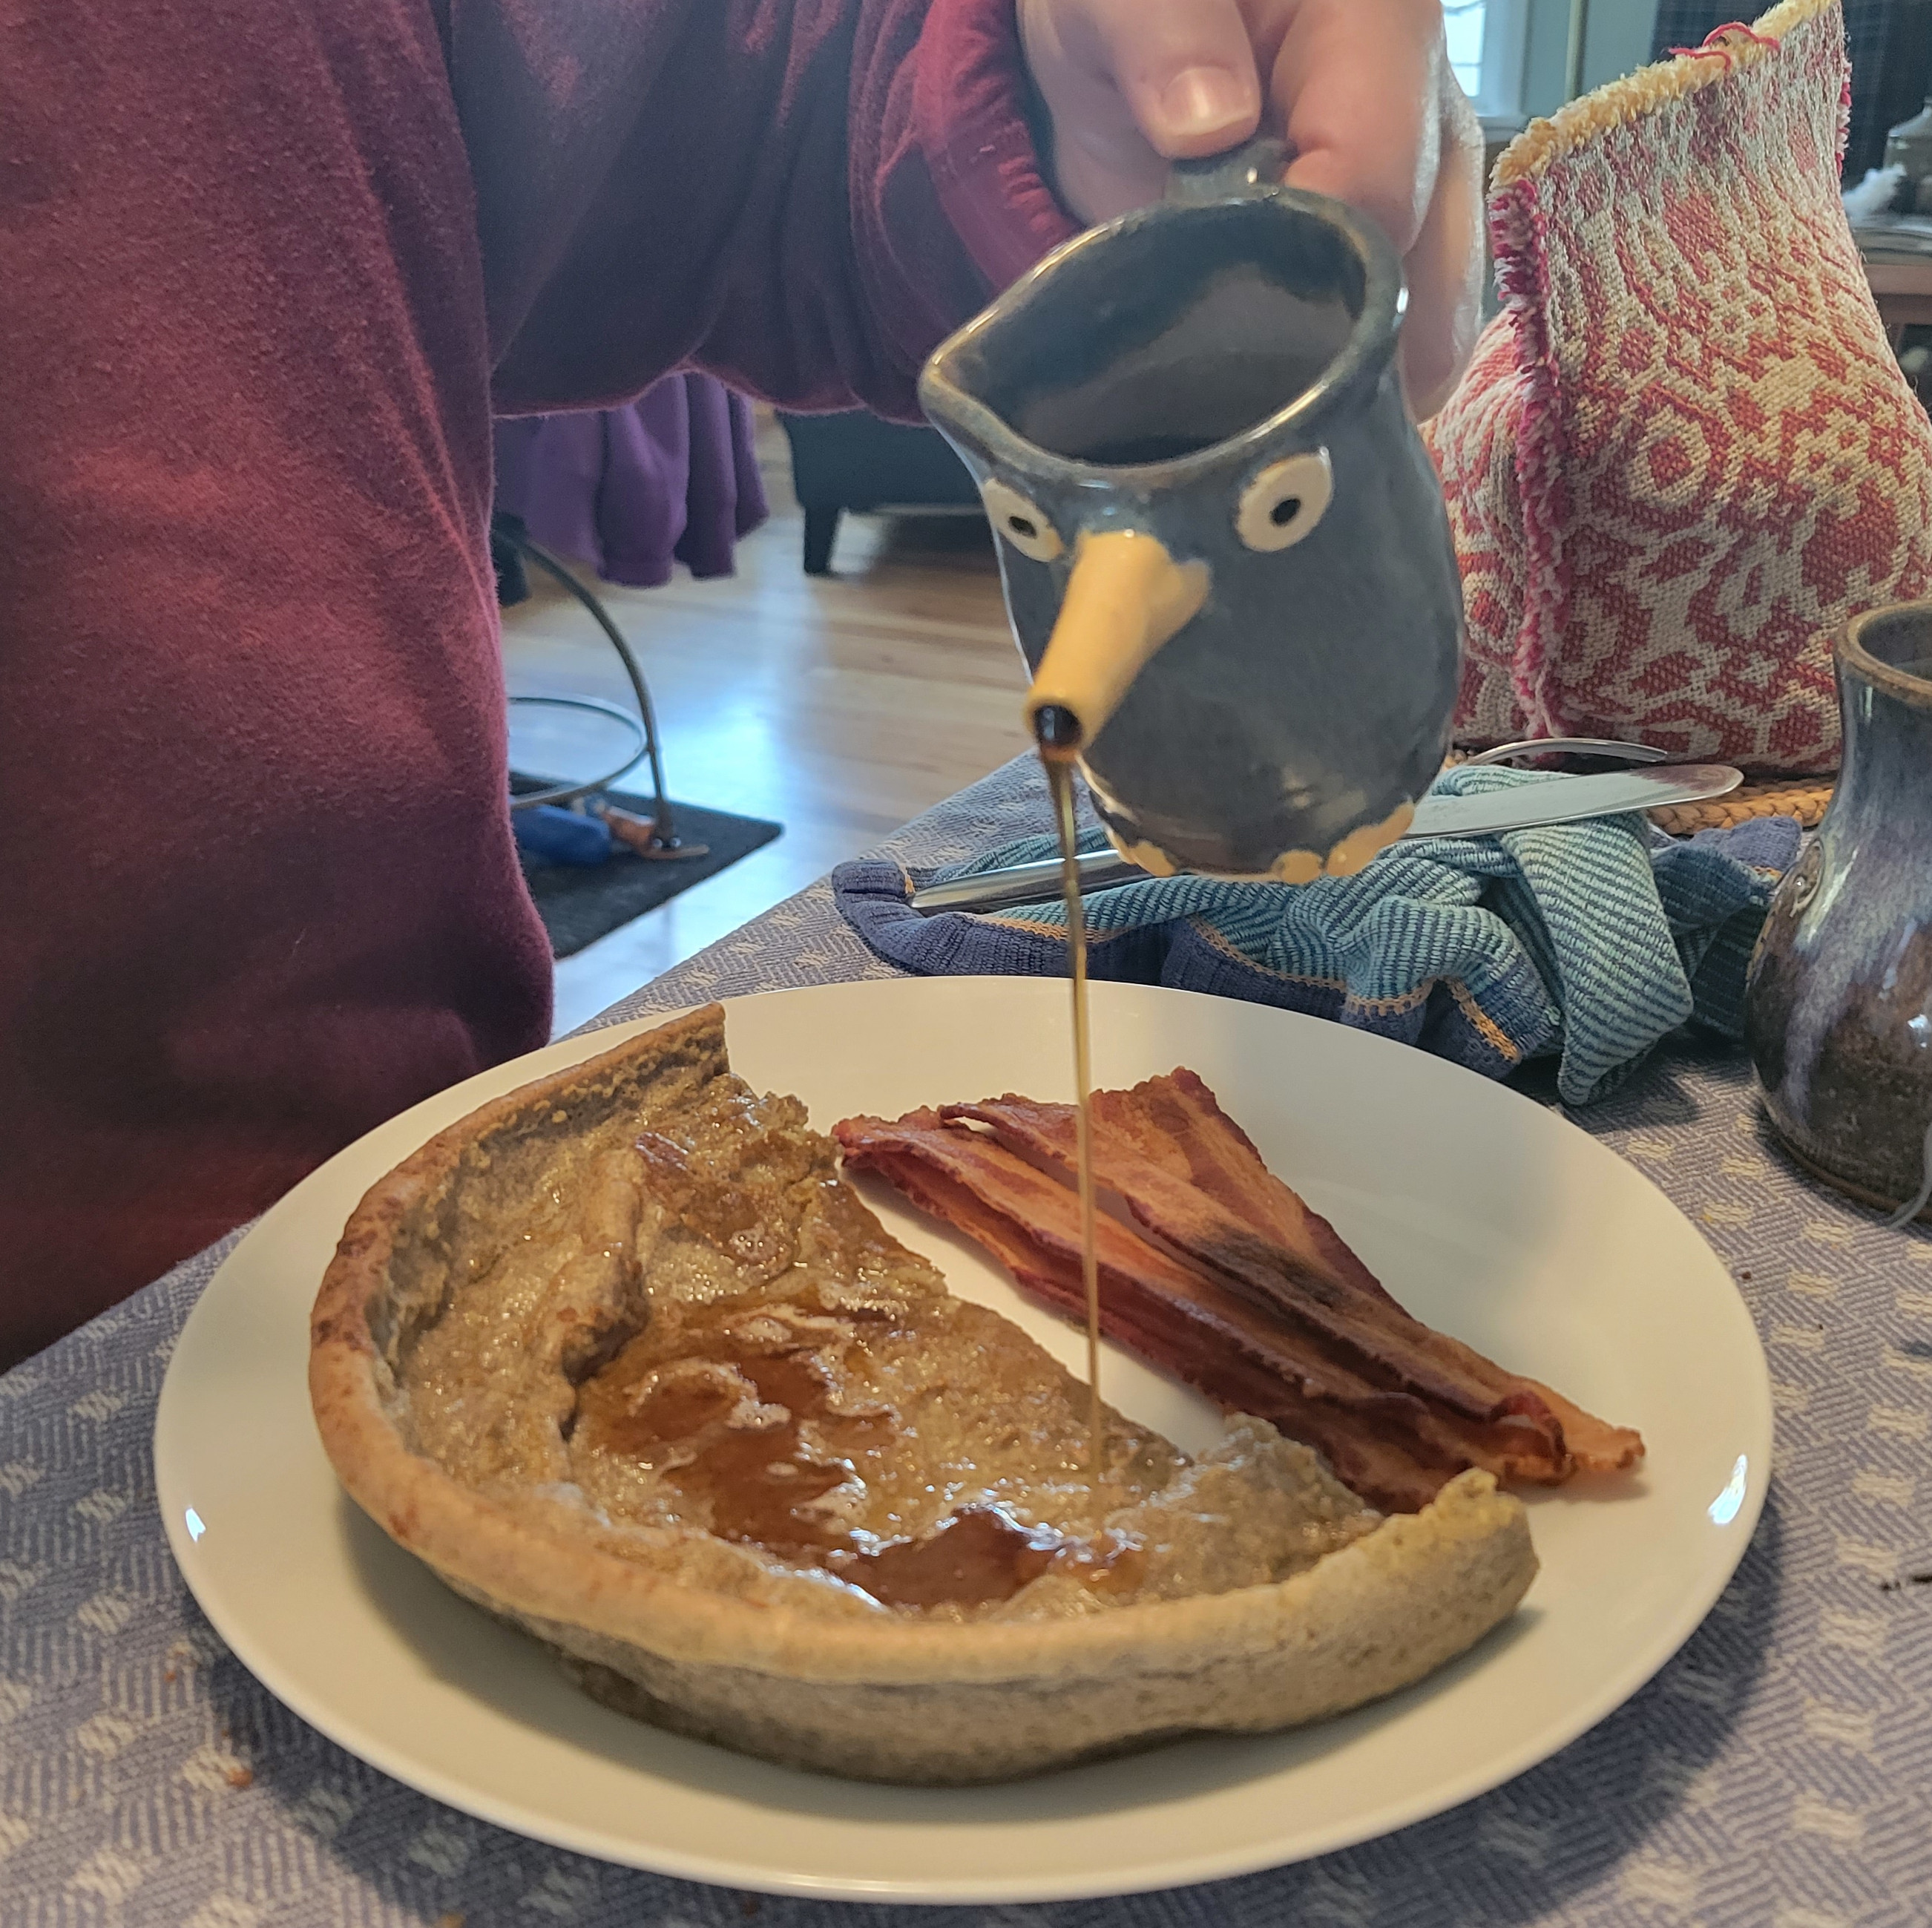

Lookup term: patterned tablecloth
[4,757,1929,1928]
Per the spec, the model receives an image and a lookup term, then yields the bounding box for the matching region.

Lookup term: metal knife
[909,763,1744,916]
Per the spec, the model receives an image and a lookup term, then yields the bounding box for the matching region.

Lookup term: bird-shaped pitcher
[919,140,1463,881]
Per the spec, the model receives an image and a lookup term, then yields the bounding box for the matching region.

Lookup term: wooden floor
[501,421,1029,1036]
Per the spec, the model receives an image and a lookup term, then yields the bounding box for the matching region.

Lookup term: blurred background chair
[775,410,981,575]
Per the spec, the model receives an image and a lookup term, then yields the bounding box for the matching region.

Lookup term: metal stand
[502,529,683,851]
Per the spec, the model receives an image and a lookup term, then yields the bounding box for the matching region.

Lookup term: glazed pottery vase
[919,141,1463,882]
[1745,600,1932,1213]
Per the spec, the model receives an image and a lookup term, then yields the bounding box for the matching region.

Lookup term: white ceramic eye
[1235,449,1333,552]
[982,478,1064,563]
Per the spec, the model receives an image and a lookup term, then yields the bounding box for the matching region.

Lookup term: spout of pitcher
[1025,531,1210,755]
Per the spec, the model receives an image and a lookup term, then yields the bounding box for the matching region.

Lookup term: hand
[1016,0,1485,417]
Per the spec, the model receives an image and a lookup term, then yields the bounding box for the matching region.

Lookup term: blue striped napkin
[832,765,1800,1106]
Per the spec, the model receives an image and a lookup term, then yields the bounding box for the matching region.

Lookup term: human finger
[1396,76,1485,416]
[1271,0,1445,255]
[1019,0,1266,220]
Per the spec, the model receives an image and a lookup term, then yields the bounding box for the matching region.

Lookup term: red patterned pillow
[1425,0,1932,773]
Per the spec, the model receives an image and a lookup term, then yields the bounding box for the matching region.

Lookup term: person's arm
[481,0,1074,422]
[479,0,1480,424]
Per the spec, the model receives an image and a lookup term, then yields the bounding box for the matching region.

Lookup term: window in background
[1445,0,1488,96]
[1447,0,1531,123]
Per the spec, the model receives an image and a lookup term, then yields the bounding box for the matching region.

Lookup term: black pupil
[1010,515,1038,540]
[1270,496,1301,527]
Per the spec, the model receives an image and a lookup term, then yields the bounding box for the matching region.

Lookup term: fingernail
[1159,67,1250,140]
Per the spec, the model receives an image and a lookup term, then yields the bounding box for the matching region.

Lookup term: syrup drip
[576,1305,1138,1610]
[1042,750,1105,1487]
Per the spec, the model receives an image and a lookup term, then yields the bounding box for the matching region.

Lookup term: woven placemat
[1647,776,1833,835]
[1444,752,1833,836]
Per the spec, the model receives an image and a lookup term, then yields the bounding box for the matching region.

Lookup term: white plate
[154,979,1770,1905]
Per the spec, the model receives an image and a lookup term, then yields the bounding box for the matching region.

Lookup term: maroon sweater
[0,0,1077,1365]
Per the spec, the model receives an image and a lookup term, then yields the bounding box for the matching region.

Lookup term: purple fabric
[493,377,769,588]
[0,0,1065,1366]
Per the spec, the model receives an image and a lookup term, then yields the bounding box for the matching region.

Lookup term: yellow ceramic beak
[1024,530,1209,752]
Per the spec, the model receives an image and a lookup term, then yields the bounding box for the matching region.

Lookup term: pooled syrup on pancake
[578,1324,893,1557]
[576,1296,1146,1610]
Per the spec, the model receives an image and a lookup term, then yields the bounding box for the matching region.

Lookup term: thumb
[1053,0,1264,160]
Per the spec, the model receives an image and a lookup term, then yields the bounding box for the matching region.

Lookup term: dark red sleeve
[472,0,1081,421]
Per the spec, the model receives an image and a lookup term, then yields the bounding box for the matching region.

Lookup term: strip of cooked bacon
[1095,1073,1643,1475]
[939,1078,1642,1476]
[941,1092,1518,1420]
[835,1104,1640,1509]
[835,1112,1468,1512]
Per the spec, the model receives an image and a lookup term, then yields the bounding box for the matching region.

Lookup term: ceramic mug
[920,140,1464,880]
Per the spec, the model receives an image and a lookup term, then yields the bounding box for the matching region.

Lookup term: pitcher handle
[1166,134,1290,207]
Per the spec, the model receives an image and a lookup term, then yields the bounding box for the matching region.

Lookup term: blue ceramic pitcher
[919,140,1464,881]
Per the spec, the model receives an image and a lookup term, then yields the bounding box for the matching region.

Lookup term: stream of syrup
[1041,748,1105,1486]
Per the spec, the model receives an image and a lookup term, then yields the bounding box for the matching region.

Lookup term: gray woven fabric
[4,755,1929,1927]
